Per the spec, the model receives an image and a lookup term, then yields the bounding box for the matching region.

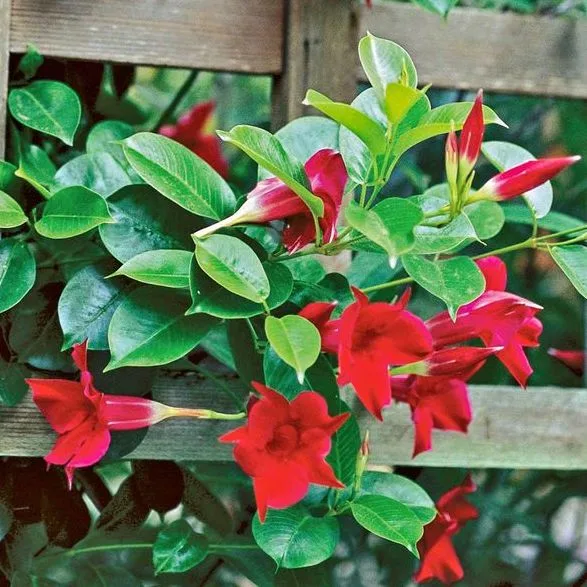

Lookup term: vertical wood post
[272,0,358,130]
[0,0,10,158]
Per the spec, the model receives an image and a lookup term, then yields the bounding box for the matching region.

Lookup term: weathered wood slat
[9,0,284,73]
[359,4,587,99]
[1,376,585,470]
[0,0,10,158]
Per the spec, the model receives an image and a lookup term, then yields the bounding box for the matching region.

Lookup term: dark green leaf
[0,239,36,313]
[0,360,28,406]
[153,519,209,575]
[327,404,360,488]
[227,319,264,386]
[503,204,585,233]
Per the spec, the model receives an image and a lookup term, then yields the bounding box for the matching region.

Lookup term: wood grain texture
[10,0,284,73]
[1,376,586,469]
[359,4,587,99]
[0,0,10,158]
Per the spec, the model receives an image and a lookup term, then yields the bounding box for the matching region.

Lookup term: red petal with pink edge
[475,256,507,291]
[28,378,94,434]
[100,395,170,430]
[459,89,484,167]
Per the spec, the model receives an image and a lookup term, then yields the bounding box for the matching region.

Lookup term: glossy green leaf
[385,83,430,126]
[195,234,270,303]
[281,256,325,284]
[264,315,321,383]
[9,81,81,145]
[358,33,418,99]
[87,120,134,153]
[123,132,236,219]
[550,245,587,298]
[16,143,56,193]
[303,89,387,155]
[412,214,477,254]
[463,200,505,240]
[106,287,218,370]
[482,141,552,218]
[327,403,360,488]
[361,471,436,524]
[153,520,209,575]
[35,186,114,239]
[402,254,486,319]
[0,190,27,228]
[0,360,28,406]
[0,161,17,191]
[189,258,292,318]
[350,495,424,556]
[218,125,324,218]
[100,185,196,263]
[112,250,192,289]
[0,239,36,313]
[252,505,340,569]
[58,262,131,350]
[503,204,585,233]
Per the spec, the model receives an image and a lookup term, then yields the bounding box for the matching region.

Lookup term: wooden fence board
[0,0,10,158]
[1,376,586,469]
[359,4,587,99]
[9,0,284,73]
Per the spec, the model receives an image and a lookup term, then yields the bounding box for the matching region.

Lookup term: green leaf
[402,254,486,319]
[252,505,340,569]
[99,185,196,263]
[153,520,209,575]
[87,120,134,153]
[195,234,270,303]
[0,190,27,228]
[106,287,218,370]
[123,132,236,219]
[0,161,17,191]
[394,103,506,157]
[189,258,292,318]
[413,0,458,16]
[385,83,430,126]
[15,143,56,193]
[58,262,131,350]
[281,256,325,284]
[218,125,324,219]
[0,500,13,542]
[0,360,28,406]
[35,186,114,239]
[361,471,436,524]
[112,249,192,289]
[9,81,81,145]
[503,204,585,233]
[227,319,264,386]
[482,141,552,218]
[0,239,36,313]
[265,315,321,383]
[358,33,418,99]
[327,403,360,487]
[550,245,587,298]
[17,44,44,80]
[350,495,424,556]
[463,200,505,240]
[303,89,387,155]
[52,152,134,198]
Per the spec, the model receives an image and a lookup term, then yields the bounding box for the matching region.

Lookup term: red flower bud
[548,348,584,377]
[458,90,484,177]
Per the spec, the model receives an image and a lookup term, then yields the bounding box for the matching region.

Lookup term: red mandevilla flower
[298,301,340,354]
[194,149,348,252]
[159,100,229,178]
[548,348,585,377]
[28,342,212,487]
[415,475,479,584]
[220,382,349,522]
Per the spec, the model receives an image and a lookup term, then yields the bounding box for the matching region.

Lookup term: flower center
[267,424,299,456]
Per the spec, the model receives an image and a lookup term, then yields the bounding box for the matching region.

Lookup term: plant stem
[151,69,199,131]
[192,365,246,411]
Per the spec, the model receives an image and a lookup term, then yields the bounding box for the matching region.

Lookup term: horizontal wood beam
[9,0,284,73]
[358,4,587,99]
[1,375,586,470]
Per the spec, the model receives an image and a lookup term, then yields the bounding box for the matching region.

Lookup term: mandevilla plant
[0,34,584,585]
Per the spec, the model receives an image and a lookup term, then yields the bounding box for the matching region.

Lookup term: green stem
[151,69,199,131]
[362,276,413,294]
[192,365,246,411]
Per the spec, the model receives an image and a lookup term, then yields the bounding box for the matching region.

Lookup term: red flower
[337,288,433,420]
[393,375,472,457]
[415,475,478,584]
[427,257,543,387]
[477,155,580,202]
[220,382,349,522]
[28,342,211,487]
[194,149,347,252]
[548,348,585,377]
[459,90,484,174]
[298,301,340,354]
[159,100,229,178]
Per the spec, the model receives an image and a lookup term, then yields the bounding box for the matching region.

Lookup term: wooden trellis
[0,0,586,468]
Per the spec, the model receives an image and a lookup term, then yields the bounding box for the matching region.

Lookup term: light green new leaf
[218,125,324,219]
[402,254,485,319]
[0,240,36,313]
[350,495,424,556]
[303,89,387,155]
[113,250,192,289]
[252,505,339,569]
[0,190,27,228]
[153,520,209,575]
[265,315,321,384]
[385,83,430,126]
[35,186,114,239]
[123,132,236,220]
[550,245,587,298]
[9,81,81,145]
[195,234,270,304]
[358,33,418,99]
